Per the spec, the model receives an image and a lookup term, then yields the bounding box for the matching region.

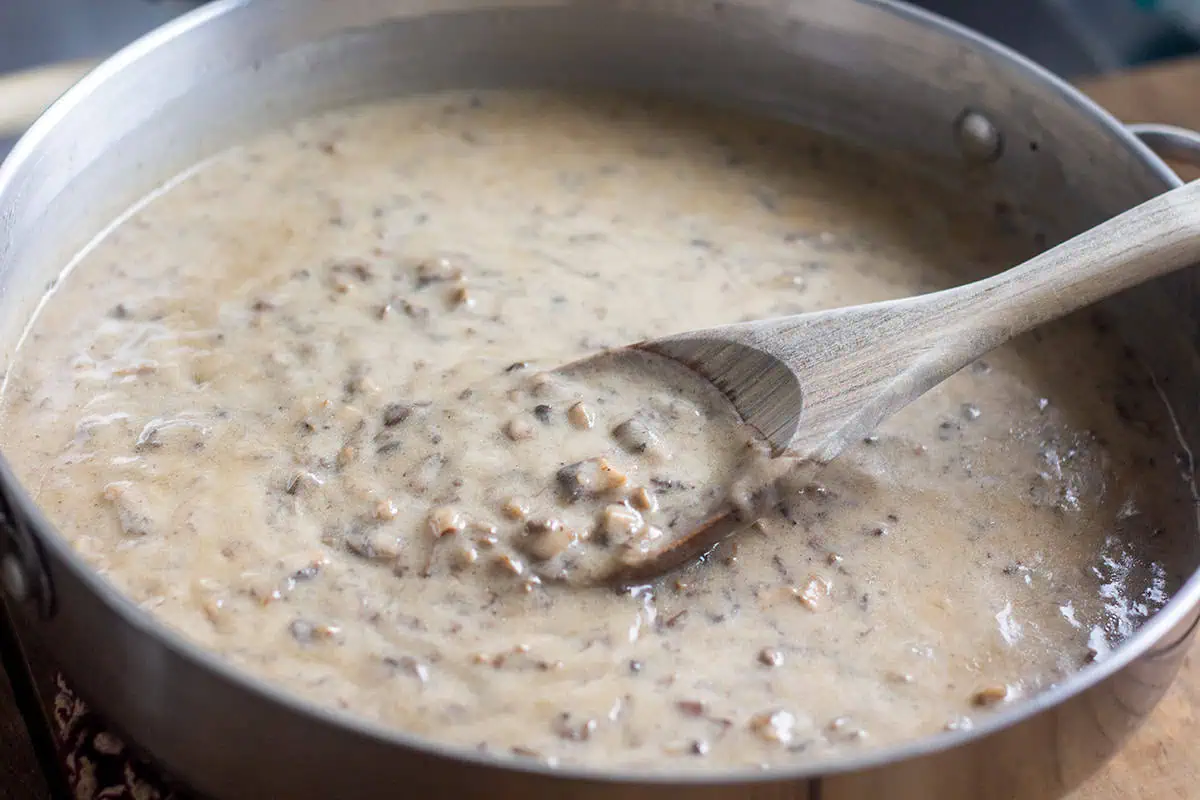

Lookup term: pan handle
[1128,123,1200,169]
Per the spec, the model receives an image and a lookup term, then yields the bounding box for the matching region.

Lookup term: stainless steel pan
[2,2,1200,798]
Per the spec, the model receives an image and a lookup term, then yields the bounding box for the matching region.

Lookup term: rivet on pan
[954,109,1004,164]
[1,553,28,602]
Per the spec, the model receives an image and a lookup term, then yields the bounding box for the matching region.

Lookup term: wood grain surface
[1069,57,1200,800]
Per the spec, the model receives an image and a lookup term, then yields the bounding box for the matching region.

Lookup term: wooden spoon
[599,179,1200,582]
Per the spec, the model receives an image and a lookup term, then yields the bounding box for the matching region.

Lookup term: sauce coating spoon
[596,179,1200,582]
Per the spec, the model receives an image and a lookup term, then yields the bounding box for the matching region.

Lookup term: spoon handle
[945,180,1200,342]
[609,180,1200,580]
[636,181,1200,463]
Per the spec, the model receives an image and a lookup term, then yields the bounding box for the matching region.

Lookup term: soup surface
[1,92,1193,770]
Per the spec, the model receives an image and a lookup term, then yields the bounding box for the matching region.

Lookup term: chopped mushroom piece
[525,372,562,397]
[757,648,784,667]
[971,685,1010,708]
[415,254,466,286]
[385,655,431,684]
[629,486,657,512]
[374,498,399,521]
[345,373,380,396]
[797,576,832,611]
[201,597,228,629]
[553,712,598,741]
[748,710,798,745]
[447,283,474,308]
[101,482,158,537]
[285,470,324,496]
[503,418,535,441]
[289,619,342,644]
[601,503,645,542]
[567,401,596,429]
[521,518,574,560]
[428,506,466,537]
[556,458,627,502]
[612,414,669,460]
[619,525,665,560]
[452,544,479,568]
[345,530,402,562]
[381,402,413,427]
[510,746,547,762]
[826,716,867,741]
[501,497,530,520]
[289,619,315,643]
[493,553,526,576]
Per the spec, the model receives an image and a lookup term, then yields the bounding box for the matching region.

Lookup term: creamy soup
[0,92,1193,770]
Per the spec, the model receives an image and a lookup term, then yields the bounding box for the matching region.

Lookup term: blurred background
[0,0,1199,157]
[5,0,1199,77]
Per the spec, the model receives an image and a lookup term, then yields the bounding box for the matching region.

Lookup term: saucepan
[1,1,1200,798]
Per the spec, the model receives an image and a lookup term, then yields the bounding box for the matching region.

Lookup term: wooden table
[1071,56,1200,800]
[1082,58,1200,182]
